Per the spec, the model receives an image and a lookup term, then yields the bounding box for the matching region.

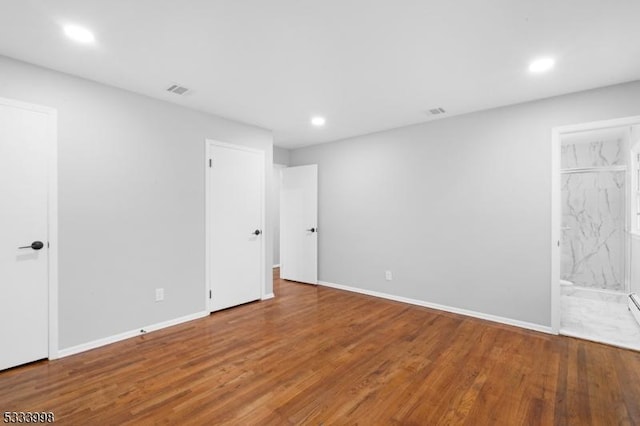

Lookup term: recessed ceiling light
[529,57,555,73]
[63,25,95,44]
[311,116,326,127]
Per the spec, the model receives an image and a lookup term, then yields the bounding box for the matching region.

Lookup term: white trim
[207,139,265,155]
[0,97,59,360]
[273,264,280,268]
[205,141,212,310]
[57,311,209,358]
[258,145,267,300]
[205,139,267,311]
[47,107,59,360]
[555,116,640,135]
[551,125,561,334]
[261,293,275,300]
[551,115,640,335]
[0,97,55,114]
[626,133,632,292]
[318,281,553,334]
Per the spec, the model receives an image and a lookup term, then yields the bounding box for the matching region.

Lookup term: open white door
[0,98,56,370]
[281,165,318,284]
[206,141,264,311]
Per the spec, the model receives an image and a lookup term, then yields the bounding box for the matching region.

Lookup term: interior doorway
[552,117,640,350]
[280,164,318,285]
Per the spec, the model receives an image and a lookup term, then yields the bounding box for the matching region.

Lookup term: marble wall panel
[561,171,625,290]
[561,138,625,169]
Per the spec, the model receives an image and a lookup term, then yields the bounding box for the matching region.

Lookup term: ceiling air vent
[166,84,190,95]
[427,107,446,116]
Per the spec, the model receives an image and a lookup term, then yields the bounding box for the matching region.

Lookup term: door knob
[253,229,262,236]
[307,227,316,233]
[19,241,44,250]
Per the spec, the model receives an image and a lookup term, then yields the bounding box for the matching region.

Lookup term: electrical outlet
[385,270,393,281]
[155,288,164,302]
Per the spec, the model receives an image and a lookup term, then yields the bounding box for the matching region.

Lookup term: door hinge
[209,290,212,299]
[209,159,212,168]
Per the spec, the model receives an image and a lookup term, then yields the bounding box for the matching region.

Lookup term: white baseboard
[318,281,553,335]
[57,311,209,358]
[262,292,275,300]
[273,264,280,268]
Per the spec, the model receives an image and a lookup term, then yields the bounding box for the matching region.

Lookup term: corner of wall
[273,146,291,166]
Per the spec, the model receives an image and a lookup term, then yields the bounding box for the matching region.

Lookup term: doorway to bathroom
[552,117,640,350]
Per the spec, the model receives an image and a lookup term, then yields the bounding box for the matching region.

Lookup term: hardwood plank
[1,270,639,424]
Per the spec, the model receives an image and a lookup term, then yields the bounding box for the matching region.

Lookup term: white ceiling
[0,0,639,148]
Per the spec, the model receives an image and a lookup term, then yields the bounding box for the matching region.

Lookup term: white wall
[274,146,290,166]
[272,164,287,266]
[290,80,640,327]
[0,55,274,350]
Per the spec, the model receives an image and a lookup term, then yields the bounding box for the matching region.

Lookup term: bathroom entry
[555,120,640,350]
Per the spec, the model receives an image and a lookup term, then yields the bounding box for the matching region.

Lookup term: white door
[207,141,264,311]
[281,165,318,284]
[0,99,54,370]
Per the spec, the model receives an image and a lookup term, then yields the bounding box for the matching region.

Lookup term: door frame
[0,96,58,360]
[551,115,640,334]
[204,139,266,312]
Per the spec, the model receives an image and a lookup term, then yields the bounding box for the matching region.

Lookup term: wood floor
[2,270,640,425]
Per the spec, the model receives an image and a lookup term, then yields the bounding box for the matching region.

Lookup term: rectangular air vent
[166,84,190,95]
[427,107,446,115]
